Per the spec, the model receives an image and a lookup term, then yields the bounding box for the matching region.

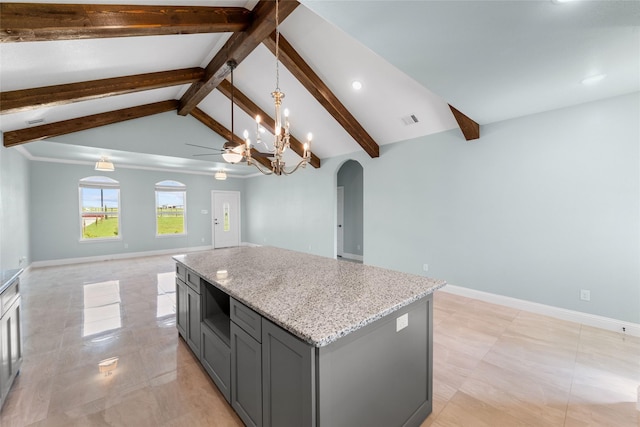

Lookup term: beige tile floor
[1,255,638,426]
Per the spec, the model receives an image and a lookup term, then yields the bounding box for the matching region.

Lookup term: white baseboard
[241,242,262,247]
[339,252,363,262]
[440,285,640,338]
[30,245,213,268]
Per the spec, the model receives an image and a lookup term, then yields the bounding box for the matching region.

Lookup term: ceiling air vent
[401,114,419,126]
[26,118,45,126]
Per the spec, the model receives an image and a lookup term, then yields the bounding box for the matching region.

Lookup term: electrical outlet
[580,289,590,301]
[124,243,129,249]
[357,245,361,250]
[201,237,205,243]
[423,264,429,272]
[396,313,408,332]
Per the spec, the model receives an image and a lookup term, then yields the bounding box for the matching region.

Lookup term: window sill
[79,237,122,243]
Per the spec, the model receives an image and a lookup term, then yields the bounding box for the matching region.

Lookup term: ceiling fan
[186,61,272,162]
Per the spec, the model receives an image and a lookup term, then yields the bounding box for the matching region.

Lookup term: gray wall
[337,160,363,257]
[244,93,640,324]
[244,162,337,256]
[29,161,244,262]
[0,139,31,272]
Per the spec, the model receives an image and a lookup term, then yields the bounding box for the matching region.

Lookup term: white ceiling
[303,0,640,124]
[1,0,638,176]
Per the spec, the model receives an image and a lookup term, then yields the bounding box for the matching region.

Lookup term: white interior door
[212,191,240,248]
[337,186,344,257]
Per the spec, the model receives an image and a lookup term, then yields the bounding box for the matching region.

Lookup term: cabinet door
[7,298,22,379]
[186,287,201,356]
[176,279,187,338]
[0,311,9,404]
[201,324,231,402]
[262,319,315,427]
[231,321,262,427]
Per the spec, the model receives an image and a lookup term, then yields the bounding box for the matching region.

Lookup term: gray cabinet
[175,265,201,357]
[201,322,231,402]
[186,286,201,355]
[175,278,187,338]
[262,318,315,427]
[201,279,231,402]
[0,275,22,411]
[229,299,316,427]
[231,321,263,427]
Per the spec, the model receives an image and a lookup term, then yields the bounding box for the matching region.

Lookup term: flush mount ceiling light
[214,170,227,180]
[95,156,114,171]
[581,74,607,85]
[351,80,363,90]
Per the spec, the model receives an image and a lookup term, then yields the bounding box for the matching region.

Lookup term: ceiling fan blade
[186,143,222,151]
[192,153,222,157]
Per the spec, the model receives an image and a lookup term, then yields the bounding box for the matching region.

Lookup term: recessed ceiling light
[581,74,606,85]
[351,80,363,90]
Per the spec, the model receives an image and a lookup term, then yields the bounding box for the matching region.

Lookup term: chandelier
[222,0,312,176]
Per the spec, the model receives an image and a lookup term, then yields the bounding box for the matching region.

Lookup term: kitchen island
[174,246,445,427]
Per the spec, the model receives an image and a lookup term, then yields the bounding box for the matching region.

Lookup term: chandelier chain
[275,0,280,91]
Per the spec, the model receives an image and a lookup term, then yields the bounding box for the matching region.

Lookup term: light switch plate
[396,313,408,332]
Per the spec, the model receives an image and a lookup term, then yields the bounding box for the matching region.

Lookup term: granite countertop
[174,247,446,347]
[0,268,23,295]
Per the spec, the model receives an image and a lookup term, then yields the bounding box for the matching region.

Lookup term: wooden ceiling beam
[178,0,300,116]
[190,107,273,170]
[3,100,178,147]
[448,104,480,140]
[217,79,321,169]
[1,68,204,114]
[0,3,252,42]
[263,32,379,158]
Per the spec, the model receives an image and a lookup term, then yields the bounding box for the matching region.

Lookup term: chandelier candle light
[224,0,312,176]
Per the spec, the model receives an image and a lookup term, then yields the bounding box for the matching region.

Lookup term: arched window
[79,176,121,240]
[155,180,187,236]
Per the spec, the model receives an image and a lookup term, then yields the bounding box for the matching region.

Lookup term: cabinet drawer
[231,298,262,342]
[1,278,19,317]
[202,323,231,403]
[175,263,186,282]
[185,269,201,294]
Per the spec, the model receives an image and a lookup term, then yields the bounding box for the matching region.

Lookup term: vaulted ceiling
[1,0,637,177]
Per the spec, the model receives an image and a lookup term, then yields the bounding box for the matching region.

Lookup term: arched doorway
[336,160,363,262]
